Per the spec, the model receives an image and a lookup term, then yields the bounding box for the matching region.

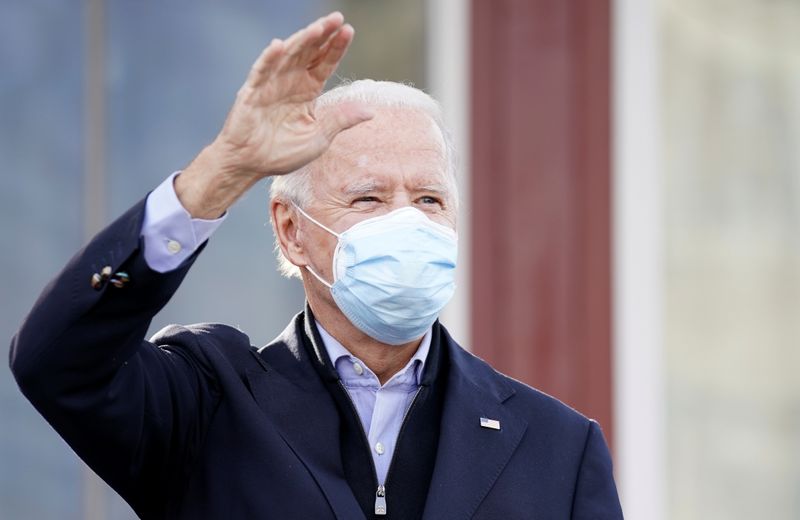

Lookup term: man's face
[298,106,457,287]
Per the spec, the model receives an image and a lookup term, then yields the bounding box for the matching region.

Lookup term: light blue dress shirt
[315,321,430,486]
[141,171,225,273]
[140,172,431,486]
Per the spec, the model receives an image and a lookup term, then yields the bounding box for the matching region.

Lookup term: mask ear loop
[304,264,333,289]
[292,202,340,238]
[291,202,337,288]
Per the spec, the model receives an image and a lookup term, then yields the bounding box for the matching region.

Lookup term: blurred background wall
[660,0,800,517]
[0,1,428,518]
[1,0,799,519]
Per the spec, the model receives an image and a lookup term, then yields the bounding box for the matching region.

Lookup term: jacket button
[110,271,130,289]
[90,273,103,290]
[90,265,114,290]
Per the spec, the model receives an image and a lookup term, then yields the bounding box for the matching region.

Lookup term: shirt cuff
[141,171,226,273]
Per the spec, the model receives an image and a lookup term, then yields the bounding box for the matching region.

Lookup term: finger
[246,38,285,86]
[309,24,354,82]
[297,13,348,63]
[319,101,375,144]
[305,23,345,70]
[284,12,344,59]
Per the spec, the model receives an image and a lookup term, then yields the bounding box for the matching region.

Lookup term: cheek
[305,229,338,273]
[430,211,457,230]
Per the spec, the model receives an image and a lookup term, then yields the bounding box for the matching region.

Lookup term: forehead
[311,107,450,193]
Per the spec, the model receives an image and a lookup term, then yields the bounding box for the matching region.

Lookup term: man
[10,12,623,519]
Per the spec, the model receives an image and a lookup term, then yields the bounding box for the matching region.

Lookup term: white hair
[269,79,459,278]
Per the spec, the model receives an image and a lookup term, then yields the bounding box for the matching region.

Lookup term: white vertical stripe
[426,0,471,349]
[613,0,667,518]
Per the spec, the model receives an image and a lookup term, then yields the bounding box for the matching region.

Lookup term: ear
[271,199,309,269]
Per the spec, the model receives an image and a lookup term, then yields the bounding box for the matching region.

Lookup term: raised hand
[175,12,373,219]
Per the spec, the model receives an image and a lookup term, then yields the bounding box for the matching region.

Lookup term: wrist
[175,144,258,219]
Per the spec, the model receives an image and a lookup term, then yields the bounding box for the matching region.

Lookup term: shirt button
[352,362,364,376]
[375,442,385,455]
[166,240,182,254]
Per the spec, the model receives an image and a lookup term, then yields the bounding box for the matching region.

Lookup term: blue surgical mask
[294,204,458,345]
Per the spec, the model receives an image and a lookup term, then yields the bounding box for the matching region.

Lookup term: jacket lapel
[423,335,528,519]
[244,315,526,519]
[245,319,365,520]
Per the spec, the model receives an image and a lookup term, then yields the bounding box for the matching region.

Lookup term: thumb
[319,101,375,143]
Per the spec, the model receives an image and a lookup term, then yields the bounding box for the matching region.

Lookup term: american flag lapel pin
[480,417,501,430]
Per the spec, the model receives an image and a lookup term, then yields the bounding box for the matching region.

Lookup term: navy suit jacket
[10,198,623,519]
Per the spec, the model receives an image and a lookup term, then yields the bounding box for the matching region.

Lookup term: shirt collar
[314,320,431,386]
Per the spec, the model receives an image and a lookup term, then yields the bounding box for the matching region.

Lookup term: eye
[352,196,380,205]
[417,195,443,206]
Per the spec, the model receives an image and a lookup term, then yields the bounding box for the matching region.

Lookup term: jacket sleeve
[571,421,625,519]
[8,197,219,512]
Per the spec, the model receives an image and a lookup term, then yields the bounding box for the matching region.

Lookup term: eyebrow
[342,181,386,196]
[341,180,451,197]
[414,184,450,196]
